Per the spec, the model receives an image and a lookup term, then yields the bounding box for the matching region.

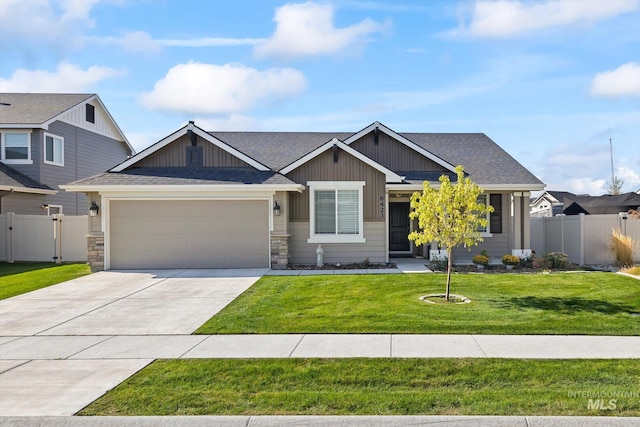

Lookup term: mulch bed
[434,263,589,274]
[287,262,397,270]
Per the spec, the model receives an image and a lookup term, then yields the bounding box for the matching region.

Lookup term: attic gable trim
[344,121,457,173]
[111,122,269,172]
[0,186,57,195]
[280,138,404,183]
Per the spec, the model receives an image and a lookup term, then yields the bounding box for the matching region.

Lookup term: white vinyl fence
[530,214,640,265]
[0,213,88,263]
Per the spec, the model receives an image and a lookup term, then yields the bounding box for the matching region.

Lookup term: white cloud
[0,62,124,92]
[448,0,640,38]
[254,1,388,60]
[590,62,640,97]
[139,62,307,115]
[617,166,640,190]
[0,0,101,54]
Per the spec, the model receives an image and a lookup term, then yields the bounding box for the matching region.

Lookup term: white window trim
[477,194,493,237]
[308,181,366,244]
[1,130,33,164]
[43,132,64,166]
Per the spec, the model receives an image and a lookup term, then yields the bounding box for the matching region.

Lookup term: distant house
[563,193,640,215]
[530,191,576,217]
[0,93,133,215]
[63,121,544,271]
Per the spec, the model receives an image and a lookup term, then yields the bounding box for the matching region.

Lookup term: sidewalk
[1,334,639,360]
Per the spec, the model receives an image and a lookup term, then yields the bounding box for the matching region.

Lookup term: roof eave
[60,183,305,193]
[0,186,57,195]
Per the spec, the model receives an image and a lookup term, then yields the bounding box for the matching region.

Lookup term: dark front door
[389,203,410,252]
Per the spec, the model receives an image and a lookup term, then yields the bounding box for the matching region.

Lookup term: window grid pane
[315,190,336,234]
[337,190,359,234]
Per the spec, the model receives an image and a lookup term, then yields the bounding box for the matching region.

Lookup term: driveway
[0,268,266,416]
[0,268,267,336]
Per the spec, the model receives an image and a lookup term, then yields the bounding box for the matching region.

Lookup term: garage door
[109,200,269,269]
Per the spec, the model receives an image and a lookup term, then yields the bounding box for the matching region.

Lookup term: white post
[316,244,324,267]
[579,213,585,266]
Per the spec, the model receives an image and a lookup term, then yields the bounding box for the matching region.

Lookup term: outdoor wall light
[89,201,100,217]
[273,201,281,216]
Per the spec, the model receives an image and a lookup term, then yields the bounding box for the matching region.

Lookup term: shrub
[546,252,569,269]
[610,228,637,268]
[501,254,520,266]
[472,254,489,266]
[518,251,535,268]
[532,256,548,269]
[430,257,449,271]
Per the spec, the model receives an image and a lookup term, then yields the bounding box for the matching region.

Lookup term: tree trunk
[445,248,452,301]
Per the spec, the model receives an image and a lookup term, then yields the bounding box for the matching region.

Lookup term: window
[86,103,95,123]
[476,193,502,235]
[1,131,31,164]
[44,133,64,166]
[308,181,365,243]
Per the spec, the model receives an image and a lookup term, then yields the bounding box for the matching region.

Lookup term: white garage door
[109,200,269,269]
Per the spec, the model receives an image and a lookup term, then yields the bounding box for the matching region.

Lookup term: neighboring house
[0,93,134,215]
[63,121,544,271]
[530,190,576,217]
[563,193,640,215]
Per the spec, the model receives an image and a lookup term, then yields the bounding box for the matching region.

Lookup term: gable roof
[112,122,269,172]
[344,121,457,173]
[0,163,56,195]
[531,190,576,206]
[280,138,404,183]
[0,93,133,153]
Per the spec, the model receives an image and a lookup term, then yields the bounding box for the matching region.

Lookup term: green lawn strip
[0,262,91,300]
[195,273,640,335]
[79,358,640,416]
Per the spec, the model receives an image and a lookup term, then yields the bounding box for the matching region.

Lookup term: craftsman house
[63,121,544,270]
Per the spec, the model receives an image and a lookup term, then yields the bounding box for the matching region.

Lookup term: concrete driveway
[0,268,267,336]
[0,268,266,416]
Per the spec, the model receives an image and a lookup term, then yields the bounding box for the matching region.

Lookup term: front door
[389,202,410,252]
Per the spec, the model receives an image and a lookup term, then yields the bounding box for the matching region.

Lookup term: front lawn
[196,273,640,335]
[79,358,640,416]
[0,262,91,300]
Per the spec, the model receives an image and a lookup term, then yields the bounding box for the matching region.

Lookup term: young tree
[604,176,624,195]
[409,165,493,301]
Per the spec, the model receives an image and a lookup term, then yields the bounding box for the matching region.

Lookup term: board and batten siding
[58,99,123,141]
[286,148,386,222]
[136,135,251,168]
[450,191,511,260]
[289,221,386,264]
[350,132,448,172]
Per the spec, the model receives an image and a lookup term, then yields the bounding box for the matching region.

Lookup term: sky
[1,0,639,195]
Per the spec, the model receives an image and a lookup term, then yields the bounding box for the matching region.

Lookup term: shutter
[490,194,502,234]
[315,190,336,234]
[337,190,359,234]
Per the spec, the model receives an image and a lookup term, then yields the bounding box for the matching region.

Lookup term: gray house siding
[0,121,130,215]
[450,192,511,260]
[1,193,47,215]
[136,135,250,168]
[286,148,386,222]
[350,132,449,172]
[289,222,386,264]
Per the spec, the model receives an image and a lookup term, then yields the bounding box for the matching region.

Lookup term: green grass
[196,273,640,335]
[79,358,640,416]
[0,262,91,300]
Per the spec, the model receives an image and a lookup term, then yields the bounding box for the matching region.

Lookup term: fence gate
[0,213,88,263]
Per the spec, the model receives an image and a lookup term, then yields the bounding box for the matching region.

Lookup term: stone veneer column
[86,232,105,272]
[270,233,290,270]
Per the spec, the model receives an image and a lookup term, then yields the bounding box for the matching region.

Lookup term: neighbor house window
[308,181,365,243]
[1,131,32,164]
[44,133,64,166]
[86,103,95,123]
[475,193,502,235]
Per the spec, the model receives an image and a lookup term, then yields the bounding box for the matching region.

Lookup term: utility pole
[609,137,615,190]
